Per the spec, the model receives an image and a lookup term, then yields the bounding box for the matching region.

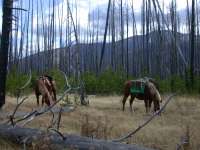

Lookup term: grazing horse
[122,79,162,113]
[34,75,57,106]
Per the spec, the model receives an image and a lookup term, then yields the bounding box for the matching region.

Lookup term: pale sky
[0,0,191,31]
[68,0,191,30]
[52,0,191,40]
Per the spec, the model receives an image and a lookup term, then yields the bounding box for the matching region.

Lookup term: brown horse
[34,75,57,106]
[122,80,162,113]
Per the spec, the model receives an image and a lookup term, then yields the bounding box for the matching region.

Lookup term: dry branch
[16,70,32,104]
[12,87,74,126]
[48,109,55,129]
[56,107,62,131]
[10,7,27,11]
[9,97,28,126]
[18,70,32,91]
[5,72,32,125]
[59,70,71,88]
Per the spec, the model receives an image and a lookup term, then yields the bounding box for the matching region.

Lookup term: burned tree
[0,0,13,108]
[190,0,195,89]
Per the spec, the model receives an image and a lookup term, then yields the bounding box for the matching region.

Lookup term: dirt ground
[0,94,200,150]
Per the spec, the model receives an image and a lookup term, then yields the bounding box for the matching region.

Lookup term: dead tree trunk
[99,0,112,71]
[0,124,154,150]
[0,0,13,108]
[190,0,195,89]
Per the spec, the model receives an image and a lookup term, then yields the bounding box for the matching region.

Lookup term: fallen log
[0,124,154,150]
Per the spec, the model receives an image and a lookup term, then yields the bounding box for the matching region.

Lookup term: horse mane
[147,81,162,102]
[44,75,53,82]
[143,77,159,90]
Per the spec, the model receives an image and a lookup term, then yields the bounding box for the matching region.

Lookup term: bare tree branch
[14,87,73,126]
[14,110,38,125]
[10,7,28,12]
[9,97,28,126]
[49,128,66,140]
[19,70,32,91]
[16,70,32,104]
[21,115,35,127]
[56,107,62,131]
[59,70,71,88]
[48,109,56,129]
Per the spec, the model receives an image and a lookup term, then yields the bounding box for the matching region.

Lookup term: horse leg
[42,95,45,106]
[52,87,57,101]
[122,94,129,111]
[149,99,153,112]
[35,82,41,106]
[36,93,40,106]
[144,99,150,113]
[51,92,56,104]
[42,94,47,106]
[44,94,50,106]
[129,95,135,112]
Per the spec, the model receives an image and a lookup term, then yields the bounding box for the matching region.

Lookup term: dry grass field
[0,94,200,150]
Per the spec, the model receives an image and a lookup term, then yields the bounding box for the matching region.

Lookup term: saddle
[130,79,146,94]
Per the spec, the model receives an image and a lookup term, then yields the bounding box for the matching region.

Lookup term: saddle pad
[130,80,145,94]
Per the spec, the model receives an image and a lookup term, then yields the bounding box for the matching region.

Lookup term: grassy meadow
[0,94,200,150]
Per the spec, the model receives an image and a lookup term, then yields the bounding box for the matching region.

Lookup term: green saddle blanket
[130,80,145,94]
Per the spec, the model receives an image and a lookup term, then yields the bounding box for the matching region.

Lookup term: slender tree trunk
[142,0,146,75]
[25,0,30,73]
[131,0,138,76]
[99,0,111,71]
[30,0,34,70]
[190,0,195,89]
[111,0,115,71]
[120,0,124,70]
[36,0,40,73]
[170,0,178,92]
[126,2,129,78]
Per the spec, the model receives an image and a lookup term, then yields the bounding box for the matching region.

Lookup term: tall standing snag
[190,0,195,89]
[99,0,112,71]
[0,0,13,108]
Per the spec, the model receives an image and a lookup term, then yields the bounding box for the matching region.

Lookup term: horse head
[155,88,162,103]
[146,81,162,111]
[146,81,162,102]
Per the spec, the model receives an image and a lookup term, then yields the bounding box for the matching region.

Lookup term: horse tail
[124,81,131,95]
